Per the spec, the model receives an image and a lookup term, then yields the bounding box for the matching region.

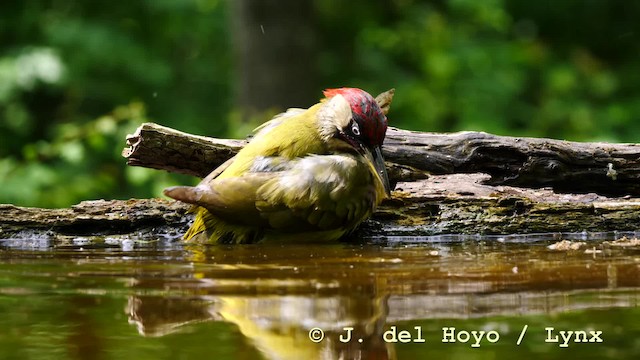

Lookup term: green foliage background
[1,0,639,207]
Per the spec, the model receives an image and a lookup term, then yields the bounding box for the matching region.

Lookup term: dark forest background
[1,0,639,207]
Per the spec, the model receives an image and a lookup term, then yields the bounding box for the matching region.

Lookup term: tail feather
[183,207,210,240]
[164,186,206,205]
[183,206,258,243]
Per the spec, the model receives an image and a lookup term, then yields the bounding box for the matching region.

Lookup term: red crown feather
[323,87,387,146]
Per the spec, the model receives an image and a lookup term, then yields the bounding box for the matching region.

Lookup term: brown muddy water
[1,233,640,359]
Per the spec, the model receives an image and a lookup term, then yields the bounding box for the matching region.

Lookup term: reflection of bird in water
[126,245,397,359]
[217,295,395,360]
[126,292,395,359]
[164,88,392,244]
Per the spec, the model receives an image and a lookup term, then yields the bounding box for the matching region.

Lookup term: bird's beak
[373,146,391,196]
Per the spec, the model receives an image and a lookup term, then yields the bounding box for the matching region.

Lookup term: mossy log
[0,199,191,241]
[371,173,640,236]
[3,173,640,240]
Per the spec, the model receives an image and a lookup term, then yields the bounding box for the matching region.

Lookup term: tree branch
[123,122,640,196]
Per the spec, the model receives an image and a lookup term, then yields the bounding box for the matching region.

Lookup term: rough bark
[122,124,244,178]
[0,199,190,240]
[3,173,640,240]
[370,173,640,236]
[383,128,640,196]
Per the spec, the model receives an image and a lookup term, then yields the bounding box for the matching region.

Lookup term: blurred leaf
[2,0,640,207]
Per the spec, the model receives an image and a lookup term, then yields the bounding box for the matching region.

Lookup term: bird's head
[317,87,391,195]
[318,88,387,152]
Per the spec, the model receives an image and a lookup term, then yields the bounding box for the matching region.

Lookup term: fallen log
[2,173,640,241]
[0,199,191,243]
[123,122,640,196]
[372,173,640,236]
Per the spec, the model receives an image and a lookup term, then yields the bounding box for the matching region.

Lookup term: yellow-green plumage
[165,90,390,244]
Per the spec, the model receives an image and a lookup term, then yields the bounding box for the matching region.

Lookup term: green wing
[165,154,378,233]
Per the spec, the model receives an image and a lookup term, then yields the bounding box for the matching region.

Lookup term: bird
[164,87,392,244]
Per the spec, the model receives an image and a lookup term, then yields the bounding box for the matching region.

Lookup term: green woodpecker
[164,88,391,243]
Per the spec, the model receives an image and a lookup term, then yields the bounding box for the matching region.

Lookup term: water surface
[1,234,640,359]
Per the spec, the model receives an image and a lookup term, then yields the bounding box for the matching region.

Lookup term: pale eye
[351,122,360,136]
